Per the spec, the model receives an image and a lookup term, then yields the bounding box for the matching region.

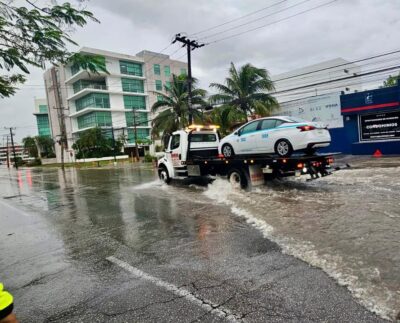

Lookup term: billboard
[359,111,400,141]
[276,93,343,128]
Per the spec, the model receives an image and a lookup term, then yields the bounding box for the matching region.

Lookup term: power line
[199,0,314,41]
[189,0,288,37]
[207,0,338,44]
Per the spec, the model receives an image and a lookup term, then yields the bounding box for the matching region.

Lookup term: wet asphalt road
[0,165,387,322]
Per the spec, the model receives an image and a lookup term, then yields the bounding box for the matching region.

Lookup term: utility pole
[173,34,205,125]
[5,135,10,168]
[51,67,66,170]
[132,109,140,161]
[5,127,18,169]
[110,127,117,164]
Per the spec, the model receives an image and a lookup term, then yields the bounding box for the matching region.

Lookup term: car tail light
[217,154,224,158]
[297,163,304,169]
[297,125,316,131]
[326,157,334,164]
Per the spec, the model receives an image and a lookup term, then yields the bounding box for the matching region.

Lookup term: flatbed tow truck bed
[184,153,342,189]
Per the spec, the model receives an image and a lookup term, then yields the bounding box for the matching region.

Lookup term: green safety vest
[0,283,13,320]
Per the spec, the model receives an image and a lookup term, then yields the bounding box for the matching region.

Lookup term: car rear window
[190,134,217,142]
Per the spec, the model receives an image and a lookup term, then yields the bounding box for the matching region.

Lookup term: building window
[125,112,148,127]
[123,95,146,110]
[75,93,110,111]
[153,64,160,75]
[127,128,150,143]
[72,79,107,93]
[180,68,187,75]
[155,80,162,91]
[39,105,48,113]
[119,61,143,76]
[71,64,80,75]
[164,65,171,77]
[165,81,171,90]
[77,111,112,129]
[157,95,164,102]
[121,78,144,93]
[36,115,51,137]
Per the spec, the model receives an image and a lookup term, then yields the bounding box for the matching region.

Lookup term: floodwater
[204,166,400,320]
[0,162,399,321]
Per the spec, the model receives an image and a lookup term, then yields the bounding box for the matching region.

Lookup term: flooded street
[0,162,397,322]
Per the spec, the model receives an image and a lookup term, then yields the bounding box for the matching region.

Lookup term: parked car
[218,116,331,158]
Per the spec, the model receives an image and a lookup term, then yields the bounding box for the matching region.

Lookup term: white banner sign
[275,93,343,128]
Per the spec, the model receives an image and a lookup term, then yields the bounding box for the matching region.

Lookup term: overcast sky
[1,0,400,141]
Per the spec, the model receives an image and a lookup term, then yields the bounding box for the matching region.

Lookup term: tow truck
[157,125,341,190]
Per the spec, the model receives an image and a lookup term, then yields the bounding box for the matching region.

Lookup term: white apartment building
[272,58,362,103]
[44,47,187,163]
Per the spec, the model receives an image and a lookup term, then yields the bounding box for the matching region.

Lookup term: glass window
[77,111,112,129]
[165,81,171,90]
[164,65,171,77]
[240,121,260,135]
[190,134,217,142]
[180,68,187,75]
[75,93,110,111]
[39,105,48,113]
[260,119,277,130]
[119,61,143,76]
[155,80,162,91]
[127,128,150,143]
[153,64,160,75]
[157,95,164,102]
[72,79,107,93]
[121,78,144,93]
[71,64,80,75]
[170,134,180,150]
[125,112,148,127]
[123,95,146,110]
[36,115,51,137]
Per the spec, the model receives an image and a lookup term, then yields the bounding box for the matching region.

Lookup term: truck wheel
[222,144,235,158]
[228,169,248,190]
[275,139,293,157]
[158,166,171,184]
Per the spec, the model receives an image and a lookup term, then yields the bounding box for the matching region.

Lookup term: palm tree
[151,74,207,138]
[208,105,246,136]
[209,62,278,117]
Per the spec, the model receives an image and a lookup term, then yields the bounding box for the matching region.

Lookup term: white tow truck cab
[158,125,339,190]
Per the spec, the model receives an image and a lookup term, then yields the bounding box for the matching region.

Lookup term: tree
[22,136,38,158]
[207,105,246,136]
[382,73,400,88]
[209,62,278,117]
[72,127,123,159]
[0,1,107,97]
[151,74,207,138]
[36,135,55,158]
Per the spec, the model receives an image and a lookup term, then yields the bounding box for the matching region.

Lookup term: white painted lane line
[107,256,240,322]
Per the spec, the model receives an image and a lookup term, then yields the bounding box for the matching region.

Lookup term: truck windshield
[190,134,217,142]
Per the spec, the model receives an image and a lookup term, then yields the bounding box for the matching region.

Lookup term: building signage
[359,111,400,141]
[276,93,343,128]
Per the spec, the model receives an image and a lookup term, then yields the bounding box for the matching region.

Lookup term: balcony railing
[73,83,107,94]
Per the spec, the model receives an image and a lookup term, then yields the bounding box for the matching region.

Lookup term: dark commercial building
[337,84,400,155]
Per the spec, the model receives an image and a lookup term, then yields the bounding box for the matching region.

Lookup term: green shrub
[144,153,156,163]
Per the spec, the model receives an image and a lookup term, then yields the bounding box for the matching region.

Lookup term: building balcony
[73,81,107,94]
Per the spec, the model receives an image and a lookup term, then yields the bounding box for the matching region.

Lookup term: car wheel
[228,168,248,190]
[275,139,293,157]
[222,144,235,158]
[158,166,171,184]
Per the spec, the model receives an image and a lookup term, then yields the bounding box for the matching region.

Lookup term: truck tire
[274,139,293,157]
[158,165,171,184]
[222,144,235,158]
[228,168,248,190]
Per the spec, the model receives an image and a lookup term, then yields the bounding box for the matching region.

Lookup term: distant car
[218,116,331,158]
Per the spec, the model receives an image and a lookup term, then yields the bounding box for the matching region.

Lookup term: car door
[235,120,261,154]
[256,119,286,153]
[166,133,183,168]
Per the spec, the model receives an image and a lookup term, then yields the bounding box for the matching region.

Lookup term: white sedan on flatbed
[219,116,331,158]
